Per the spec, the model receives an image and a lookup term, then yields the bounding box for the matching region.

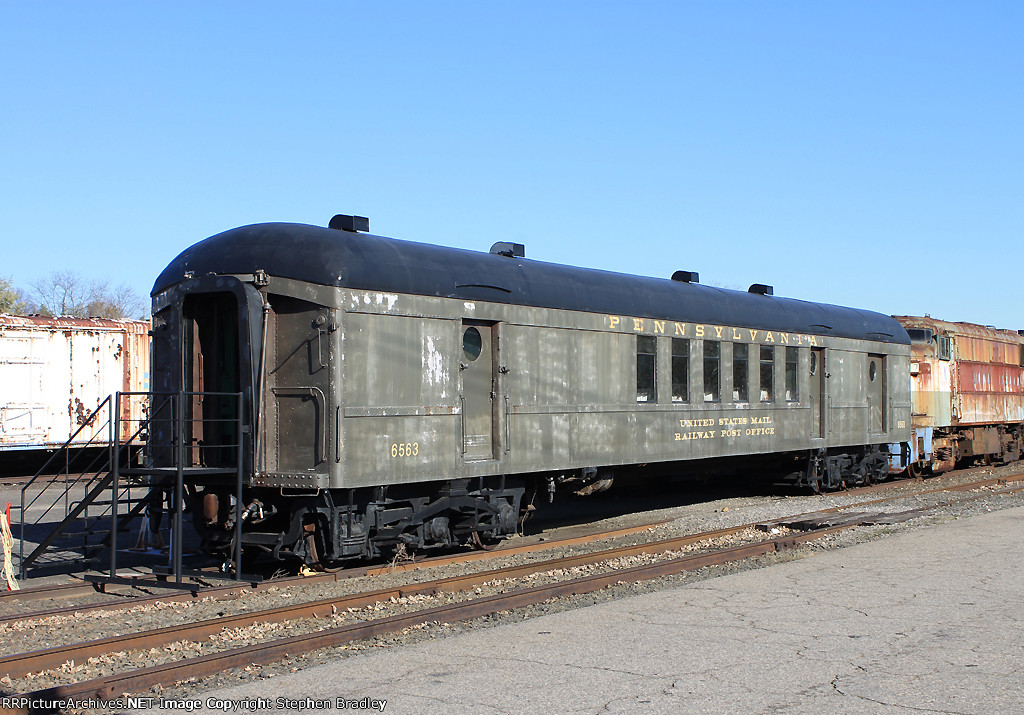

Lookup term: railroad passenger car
[148,217,912,565]
[894,316,1024,474]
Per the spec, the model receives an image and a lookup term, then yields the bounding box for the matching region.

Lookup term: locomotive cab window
[671,338,689,402]
[732,343,749,402]
[938,335,951,361]
[703,341,720,402]
[759,345,774,402]
[636,336,657,403]
[785,347,799,402]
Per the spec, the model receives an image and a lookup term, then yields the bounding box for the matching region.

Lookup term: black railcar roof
[154,222,909,344]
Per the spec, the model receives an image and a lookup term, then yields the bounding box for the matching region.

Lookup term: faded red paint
[895,316,1024,427]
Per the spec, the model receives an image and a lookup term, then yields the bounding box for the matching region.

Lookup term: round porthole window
[463,327,482,361]
[869,361,877,381]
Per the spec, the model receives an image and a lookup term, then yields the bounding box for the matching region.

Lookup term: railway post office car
[895,316,1024,474]
[149,217,911,565]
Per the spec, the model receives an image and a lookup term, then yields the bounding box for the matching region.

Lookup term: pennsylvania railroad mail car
[895,316,1024,473]
[148,217,911,564]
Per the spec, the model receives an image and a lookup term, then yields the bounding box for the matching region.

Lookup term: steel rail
[0,522,744,679]
[3,471,1021,629]
[18,527,842,706]
[7,481,1024,710]
[8,479,1024,683]
[0,520,670,625]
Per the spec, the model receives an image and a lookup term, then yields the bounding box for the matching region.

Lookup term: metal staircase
[17,395,149,577]
[16,391,245,582]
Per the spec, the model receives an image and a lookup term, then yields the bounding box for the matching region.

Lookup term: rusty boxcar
[145,217,912,567]
[894,316,1024,474]
[0,315,150,454]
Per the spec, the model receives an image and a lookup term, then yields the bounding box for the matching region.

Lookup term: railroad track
[2,471,1022,711]
[0,464,1003,623]
[0,520,668,624]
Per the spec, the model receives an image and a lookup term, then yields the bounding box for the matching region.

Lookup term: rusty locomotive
[143,216,1020,567]
[893,316,1024,474]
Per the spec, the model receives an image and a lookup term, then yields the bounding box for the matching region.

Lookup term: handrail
[18,389,247,581]
[20,395,112,491]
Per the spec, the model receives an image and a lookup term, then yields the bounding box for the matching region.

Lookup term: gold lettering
[732,327,742,340]
[674,322,686,335]
[654,320,666,334]
[809,336,818,346]
[609,316,620,329]
[696,325,705,338]
[794,334,803,344]
[714,326,724,338]
[781,333,789,344]
[749,329,758,340]
[765,332,775,343]
[676,430,716,440]
[633,318,645,332]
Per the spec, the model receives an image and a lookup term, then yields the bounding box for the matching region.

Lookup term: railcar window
[463,327,483,361]
[938,336,951,361]
[671,338,689,402]
[732,343,749,402]
[636,336,657,403]
[907,328,933,343]
[1020,344,1024,367]
[869,360,877,381]
[703,341,721,402]
[759,345,774,402]
[785,347,799,401]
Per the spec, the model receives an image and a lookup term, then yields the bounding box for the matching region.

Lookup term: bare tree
[85,283,147,320]
[0,276,31,314]
[31,271,147,319]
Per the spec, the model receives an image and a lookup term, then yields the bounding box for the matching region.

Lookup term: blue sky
[2,2,1021,328]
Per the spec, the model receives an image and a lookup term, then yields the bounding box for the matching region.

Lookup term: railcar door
[181,293,241,467]
[263,296,332,474]
[809,347,825,439]
[867,354,886,433]
[460,321,496,460]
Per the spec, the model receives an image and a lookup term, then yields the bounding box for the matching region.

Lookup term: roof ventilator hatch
[490,242,525,258]
[748,284,773,295]
[671,271,699,283]
[329,214,369,232]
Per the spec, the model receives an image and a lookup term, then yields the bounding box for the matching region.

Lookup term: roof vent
[490,242,525,258]
[748,284,774,296]
[329,215,369,232]
[671,271,699,283]
[1018,330,1024,336]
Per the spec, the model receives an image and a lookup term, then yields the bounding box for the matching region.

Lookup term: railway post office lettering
[675,415,774,441]
[675,430,716,441]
